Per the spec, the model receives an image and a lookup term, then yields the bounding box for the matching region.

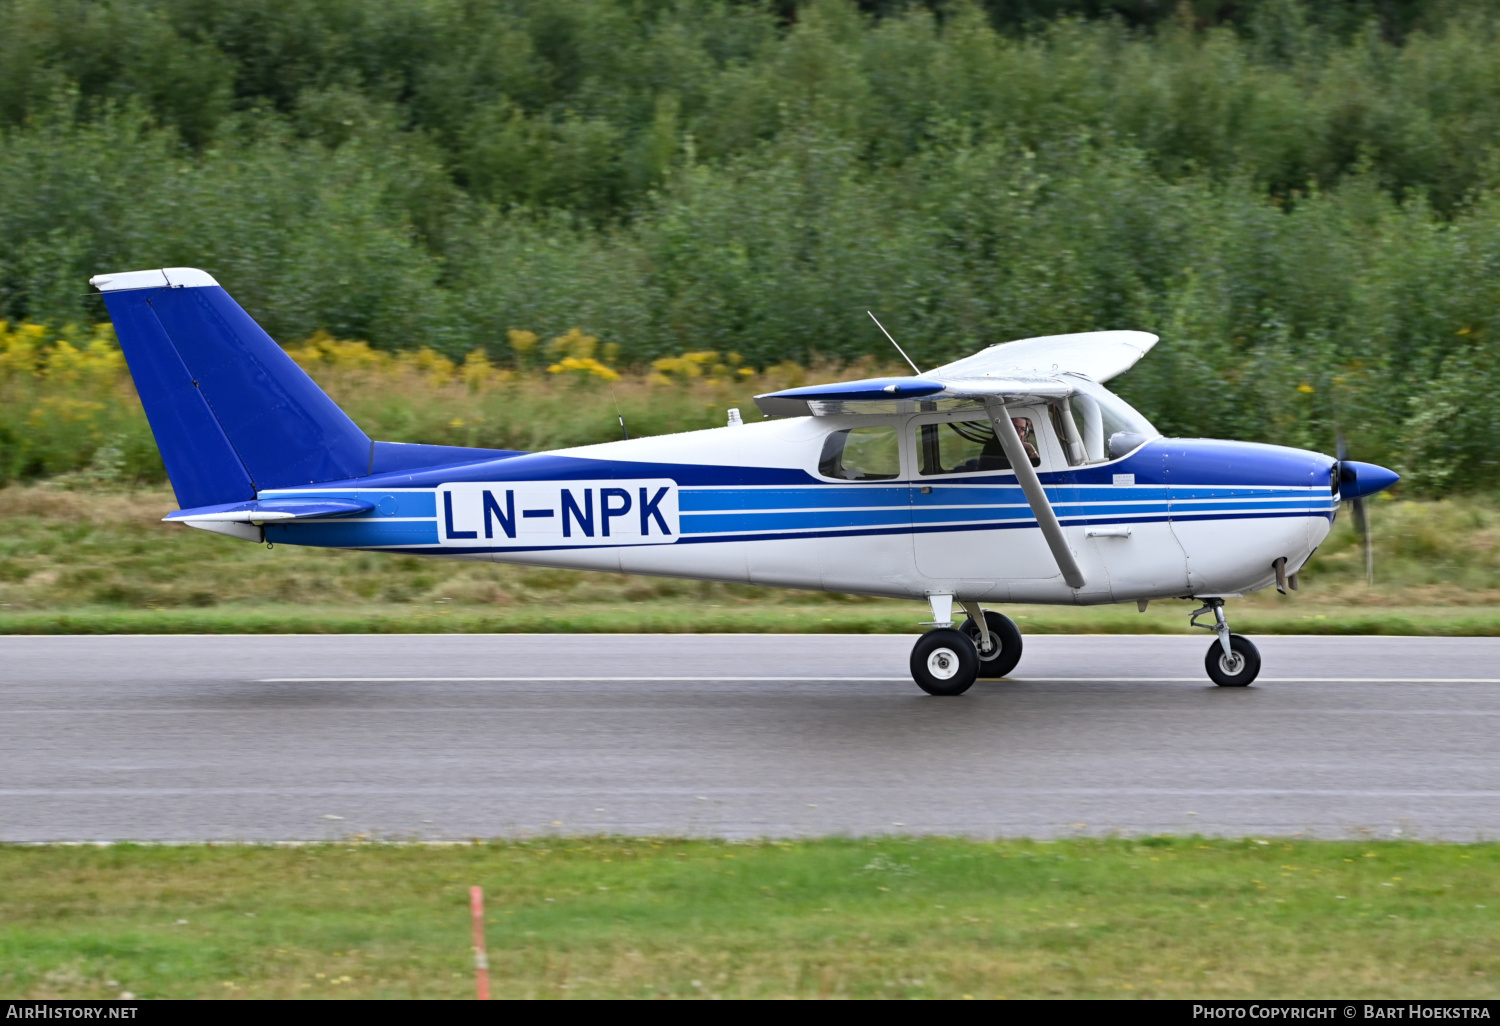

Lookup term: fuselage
[255,406,1338,606]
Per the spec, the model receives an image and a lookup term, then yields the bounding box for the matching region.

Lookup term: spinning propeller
[1335,430,1399,586]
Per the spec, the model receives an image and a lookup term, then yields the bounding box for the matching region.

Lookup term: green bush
[3,0,1500,491]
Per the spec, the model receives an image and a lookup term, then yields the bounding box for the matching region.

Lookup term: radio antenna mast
[867,311,921,375]
[610,388,628,440]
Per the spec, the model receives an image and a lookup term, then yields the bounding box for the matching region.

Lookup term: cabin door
[908,408,1061,581]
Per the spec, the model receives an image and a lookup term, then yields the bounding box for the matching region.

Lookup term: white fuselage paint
[413,413,1334,606]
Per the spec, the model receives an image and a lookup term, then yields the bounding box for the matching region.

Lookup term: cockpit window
[818,425,901,480]
[1059,377,1159,463]
[916,417,1040,476]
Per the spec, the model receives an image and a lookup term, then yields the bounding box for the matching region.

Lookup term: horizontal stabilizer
[165,498,375,524]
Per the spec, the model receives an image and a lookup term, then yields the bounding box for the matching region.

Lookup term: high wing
[931,329,1158,384]
[753,330,1157,418]
[752,330,1157,592]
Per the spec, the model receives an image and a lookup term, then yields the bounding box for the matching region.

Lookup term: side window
[818,425,901,480]
[916,417,1039,476]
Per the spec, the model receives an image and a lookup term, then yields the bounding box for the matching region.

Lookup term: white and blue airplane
[90,267,1399,695]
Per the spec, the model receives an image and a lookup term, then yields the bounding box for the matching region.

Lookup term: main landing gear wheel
[960,610,1023,679]
[1205,634,1261,687]
[910,628,979,696]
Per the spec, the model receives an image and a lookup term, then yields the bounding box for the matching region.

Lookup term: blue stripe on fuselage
[682,496,1328,536]
[681,507,914,533]
[678,486,911,511]
[265,518,440,547]
[255,488,437,517]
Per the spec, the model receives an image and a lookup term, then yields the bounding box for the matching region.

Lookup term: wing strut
[984,399,1087,589]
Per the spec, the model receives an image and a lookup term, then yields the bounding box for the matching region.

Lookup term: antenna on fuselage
[610,387,629,440]
[867,311,922,375]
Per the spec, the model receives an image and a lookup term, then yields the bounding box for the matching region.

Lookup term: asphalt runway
[2,633,1498,842]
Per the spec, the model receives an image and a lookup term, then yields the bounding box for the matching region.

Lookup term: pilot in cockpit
[1011,417,1039,462]
[963,416,1039,471]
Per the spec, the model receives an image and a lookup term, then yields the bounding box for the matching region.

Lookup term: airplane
[89,267,1400,695]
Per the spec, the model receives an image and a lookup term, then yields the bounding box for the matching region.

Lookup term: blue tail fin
[91,268,372,509]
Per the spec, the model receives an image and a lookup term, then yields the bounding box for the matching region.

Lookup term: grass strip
[6,603,1500,636]
[8,486,1500,637]
[2,837,1495,1000]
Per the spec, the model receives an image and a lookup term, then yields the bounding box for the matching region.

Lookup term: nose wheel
[909,628,979,696]
[1205,633,1260,686]
[1191,599,1262,687]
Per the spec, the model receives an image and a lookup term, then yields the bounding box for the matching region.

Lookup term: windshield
[1060,376,1158,463]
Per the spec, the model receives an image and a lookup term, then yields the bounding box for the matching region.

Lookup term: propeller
[1336,429,1374,586]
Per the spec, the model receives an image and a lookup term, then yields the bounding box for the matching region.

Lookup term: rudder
[92,268,372,509]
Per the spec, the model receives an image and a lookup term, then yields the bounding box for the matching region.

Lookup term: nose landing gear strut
[1191,598,1261,687]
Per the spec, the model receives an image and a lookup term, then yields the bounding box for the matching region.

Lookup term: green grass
[6,483,1500,636]
[7,602,1500,637]
[2,838,1495,1000]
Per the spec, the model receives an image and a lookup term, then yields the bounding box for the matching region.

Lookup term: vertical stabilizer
[92,268,372,509]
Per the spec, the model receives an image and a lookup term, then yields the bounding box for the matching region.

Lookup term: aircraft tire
[961,610,1023,679]
[1205,634,1261,687]
[910,628,980,696]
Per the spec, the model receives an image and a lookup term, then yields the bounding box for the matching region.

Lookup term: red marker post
[470,885,490,1000]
